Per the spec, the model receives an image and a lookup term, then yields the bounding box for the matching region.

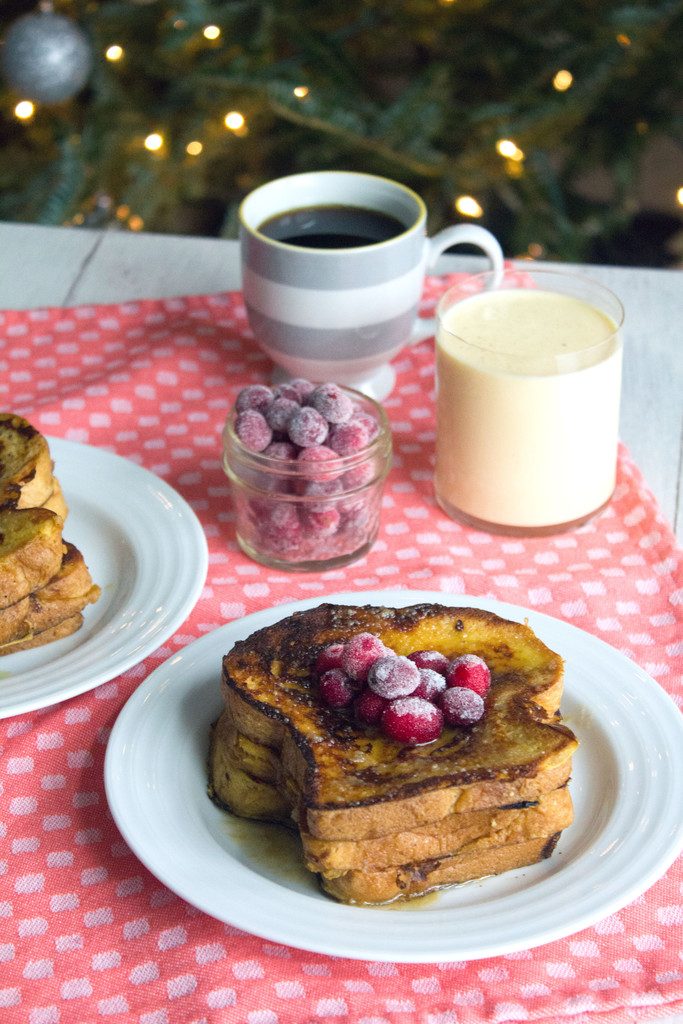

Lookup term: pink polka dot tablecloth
[0,278,681,1024]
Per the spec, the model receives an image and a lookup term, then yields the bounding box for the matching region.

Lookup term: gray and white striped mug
[239,171,503,399]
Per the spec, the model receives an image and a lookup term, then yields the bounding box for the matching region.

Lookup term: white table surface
[1,222,681,1019]
[1,222,681,542]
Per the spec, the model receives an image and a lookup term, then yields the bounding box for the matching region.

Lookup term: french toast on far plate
[208,602,578,904]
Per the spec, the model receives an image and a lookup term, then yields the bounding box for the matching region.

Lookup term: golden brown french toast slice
[0,507,64,608]
[41,477,68,521]
[0,613,83,654]
[0,542,100,647]
[322,833,562,904]
[0,413,54,509]
[217,604,577,841]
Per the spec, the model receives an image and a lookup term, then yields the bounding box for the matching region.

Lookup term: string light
[293,85,309,99]
[129,215,144,231]
[496,139,524,161]
[105,45,124,62]
[616,33,631,47]
[144,132,164,151]
[553,69,573,92]
[203,25,221,40]
[186,140,203,156]
[455,195,483,218]
[14,100,35,120]
[224,111,246,131]
[116,205,130,221]
[677,187,683,207]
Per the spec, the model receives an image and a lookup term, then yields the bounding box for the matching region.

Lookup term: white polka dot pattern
[0,279,681,1022]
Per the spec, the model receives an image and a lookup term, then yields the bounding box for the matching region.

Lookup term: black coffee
[258,204,405,249]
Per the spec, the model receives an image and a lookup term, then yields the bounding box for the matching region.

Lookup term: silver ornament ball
[1,11,93,103]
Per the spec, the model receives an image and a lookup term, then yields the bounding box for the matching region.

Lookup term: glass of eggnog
[434,268,624,535]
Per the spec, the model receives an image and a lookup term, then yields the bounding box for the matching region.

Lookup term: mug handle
[409,224,505,344]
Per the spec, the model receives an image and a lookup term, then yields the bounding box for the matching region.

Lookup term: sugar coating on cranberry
[315,642,345,675]
[413,667,447,702]
[235,409,273,452]
[296,445,342,479]
[355,688,388,726]
[342,632,386,682]
[350,409,381,441]
[300,505,340,537]
[288,406,329,448]
[408,650,450,675]
[309,383,354,424]
[381,697,444,745]
[235,384,273,414]
[319,669,354,708]
[328,419,370,456]
[288,378,316,402]
[446,654,491,697]
[272,382,301,403]
[367,654,420,699]
[441,686,485,727]
[265,396,299,433]
[263,440,297,461]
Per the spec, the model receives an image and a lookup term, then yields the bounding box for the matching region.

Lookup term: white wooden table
[1,222,681,541]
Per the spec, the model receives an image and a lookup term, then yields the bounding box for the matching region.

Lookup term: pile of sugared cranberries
[228,380,386,564]
[313,633,491,745]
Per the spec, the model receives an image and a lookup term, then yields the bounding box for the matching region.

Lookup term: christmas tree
[1,0,681,264]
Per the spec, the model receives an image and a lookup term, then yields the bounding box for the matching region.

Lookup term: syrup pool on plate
[434,270,624,535]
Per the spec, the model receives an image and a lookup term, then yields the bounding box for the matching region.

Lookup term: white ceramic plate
[104,589,683,963]
[0,438,208,719]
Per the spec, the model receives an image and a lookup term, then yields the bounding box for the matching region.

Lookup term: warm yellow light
[72,213,85,225]
[129,215,144,231]
[616,33,631,46]
[677,187,683,207]
[552,69,573,92]
[203,24,221,40]
[455,195,483,218]
[14,100,35,120]
[116,204,130,220]
[186,140,203,156]
[438,0,457,6]
[105,44,124,61]
[293,85,309,99]
[173,18,187,29]
[496,138,524,161]
[527,242,545,259]
[224,111,245,130]
[144,132,164,151]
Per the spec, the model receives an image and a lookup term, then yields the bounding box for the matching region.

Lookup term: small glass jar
[223,387,392,571]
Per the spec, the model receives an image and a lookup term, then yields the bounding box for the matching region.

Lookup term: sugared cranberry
[288,407,329,448]
[342,632,386,682]
[235,409,272,452]
[272,382,301,403]
[319,669,354,708]
[315,642,345,674]
[328,419,370,456]
[355,688,388,726]
[265,396,299,433]
[300,505,340,537]
[408,650,450,675]
[350,410,381,442]
[296,445,342,479]
[381,697,444,745]
[288,378,316,402]
[264,440,297,461]
[300,477,342,508]
[413,667,447,702]
[440,687,485,727]
[446,654,491,697]
[309,383,354,424]
[235,384,273,414]
[343,463,375,490]
[367,654,420,699]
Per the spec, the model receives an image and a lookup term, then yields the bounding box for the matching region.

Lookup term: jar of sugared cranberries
[222,384,392,571]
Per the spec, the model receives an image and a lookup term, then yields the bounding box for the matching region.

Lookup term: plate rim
[0,436,209,719]
[104,588,683,962]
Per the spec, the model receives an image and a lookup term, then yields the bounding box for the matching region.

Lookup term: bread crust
[0,507,64,608]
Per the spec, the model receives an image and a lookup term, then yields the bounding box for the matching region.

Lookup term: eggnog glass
[434,269,624,535]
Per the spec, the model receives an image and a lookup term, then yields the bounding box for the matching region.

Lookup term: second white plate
[104,589,683,962]
[0,438,209,718]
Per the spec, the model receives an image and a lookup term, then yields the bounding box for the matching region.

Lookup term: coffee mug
[239,171,504,399]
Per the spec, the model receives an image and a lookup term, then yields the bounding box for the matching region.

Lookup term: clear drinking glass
[434,268,624,535]
[223,388,392,570]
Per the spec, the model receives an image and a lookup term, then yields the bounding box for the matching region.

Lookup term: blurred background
[1,0,681,266]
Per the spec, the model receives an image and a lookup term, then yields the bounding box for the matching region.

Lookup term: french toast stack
[0,414,100,654]
[208,603,578,904]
